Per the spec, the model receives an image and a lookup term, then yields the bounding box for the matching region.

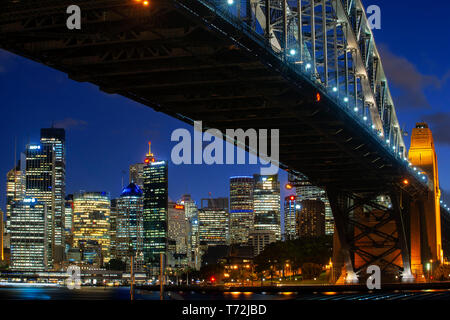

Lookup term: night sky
[0,0,449,212]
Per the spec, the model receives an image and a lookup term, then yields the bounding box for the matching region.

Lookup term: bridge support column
[328,189,357,284]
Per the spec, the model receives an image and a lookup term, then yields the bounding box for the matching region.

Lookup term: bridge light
[344,97,349,102]
[413,167,417,171]
[379,132,384,137]
[332,87,338,92]
[363,116,368,121]
[403,179,409,185]
[306,63,312,70]
[371,124,376,129]
[289,49,297,56]
[227,0,234,4]
[386,139,390,144]
[354,107,359,112]
[441,200,443,204]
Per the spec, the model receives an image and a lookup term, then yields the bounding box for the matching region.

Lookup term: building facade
[72,192,111,264]
[116,183,144,270]
[229,176,254,244]
[198,206,229,247]
[168,202,188,254]
[297,199,326,237]
[284,195,301,240]
[142,144,168,267]
[253,174,281,241]
[10,198,47,271]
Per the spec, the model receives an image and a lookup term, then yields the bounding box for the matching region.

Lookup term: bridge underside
[0,0,416,191]
[0,0,437,281]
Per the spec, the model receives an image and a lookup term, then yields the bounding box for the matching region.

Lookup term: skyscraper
[229,176,254,244]
[291,173,334,235]
[178,194,198,219]
[64,194,73,236]
[142,143,168,266]
[297,199,325,237]
[25,143,57,267]
[253,174,281,241]
[284,195,301,240]
[40,128,66,248]
[72,192,111,264]
[10,198,47,271]
[168,202,188,254]
[6,160,25,234]
[198,207,229,246]
[116,183,144,270]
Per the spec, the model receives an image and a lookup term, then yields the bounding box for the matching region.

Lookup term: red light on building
[403,179,409,185]
[174,204,185,210]
[151,158,155,162]
[285,183,293,190]
[144,158,150,164]
[289,196,295,201]
[210,276,216,283]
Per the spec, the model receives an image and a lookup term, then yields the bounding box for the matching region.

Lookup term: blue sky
[0,0,449,211]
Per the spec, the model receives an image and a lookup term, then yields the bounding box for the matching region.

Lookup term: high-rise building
[6,160,25,234]
[229,176,254,244]
[178,194,198,219]
[142,143,168,266]
[198,207,229,246]
[253,174,281,241]
[25,143,58,267]
[284,195,301,240]
[291,173,334,235]
[72,192,111,264]
[10,198,47,271]
[297,199,325,237]
[109,198,118,260]
[129,163,146,188]
[116,183,144,270]
[40,128,66,248]
[64,194,74,236]
[168,202,188,254]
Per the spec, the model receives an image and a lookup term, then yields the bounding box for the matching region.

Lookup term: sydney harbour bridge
[0,0,448,283]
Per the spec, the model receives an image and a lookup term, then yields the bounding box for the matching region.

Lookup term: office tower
[10,198,47,271]
[116,183,144,270]
[25,143,58,267]
[291,173,334,235]
[109,199,118,260]
[168,202,188,254]
[248,230,277,257]
[64,194,73,235]
[297,199,326,237]
[142,142,168,266]
[253,174,281,241]
[178,194,198,219]
[6,160,25,234]
[72,192,111,264]
[198,207,229,246]
[40,128,66,248]
[284,195,301,240]
[229,176,254,244]
[129,163,145,188]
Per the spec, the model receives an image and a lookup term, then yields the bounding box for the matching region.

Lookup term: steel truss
[328,187,413,279]
[207,0,406,158]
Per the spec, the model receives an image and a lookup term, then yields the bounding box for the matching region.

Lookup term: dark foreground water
[0,286,450,300]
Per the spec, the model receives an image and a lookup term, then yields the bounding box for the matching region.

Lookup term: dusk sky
[0,0,449,212]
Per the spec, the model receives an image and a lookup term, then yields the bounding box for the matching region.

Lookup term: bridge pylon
[408,123,442,280]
